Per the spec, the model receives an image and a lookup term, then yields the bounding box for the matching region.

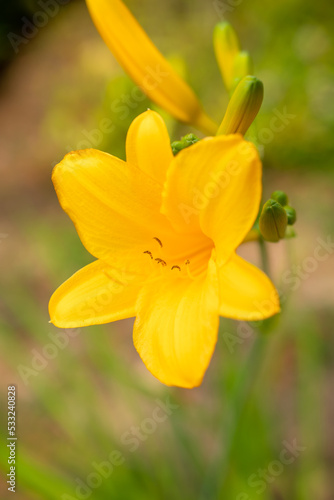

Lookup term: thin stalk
[199,238,271,499]
[259,236,270,276]
[199,335,267,499]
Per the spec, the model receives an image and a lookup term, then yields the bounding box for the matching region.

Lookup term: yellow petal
[217,253,280,320]
[49,260,143,328]
[86,0,217,134]
[52,148,172,274]
[162,135,262,264]
[126,110,173,185]
[133,257,219,388]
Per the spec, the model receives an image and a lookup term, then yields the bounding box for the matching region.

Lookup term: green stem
[199,335,267,499]
[199,238,271,499]
[259,237,270,276]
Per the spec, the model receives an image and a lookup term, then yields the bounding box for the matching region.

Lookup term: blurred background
[0,0,333,498]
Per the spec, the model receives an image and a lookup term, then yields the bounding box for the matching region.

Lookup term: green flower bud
[231,51,253,90]
[213,22,240,92]
[284,205,297,225]
[217,76,264,136]
[259,199,288,242]
[182,133,199,147]
[271,190,288,207]
[171,133,199,155]
[171,141,183,155]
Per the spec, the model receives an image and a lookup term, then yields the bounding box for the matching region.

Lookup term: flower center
[143,237,195,279]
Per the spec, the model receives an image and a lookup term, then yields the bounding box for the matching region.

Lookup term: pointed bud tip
[213,22,238,40]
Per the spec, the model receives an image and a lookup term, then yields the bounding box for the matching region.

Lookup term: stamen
[155,258,167,267]
[143,250,153,259]
[171,265,181,271]
[153,237,163,248]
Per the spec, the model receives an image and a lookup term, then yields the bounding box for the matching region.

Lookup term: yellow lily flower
[85,0,217,135]
[49,110,280,388]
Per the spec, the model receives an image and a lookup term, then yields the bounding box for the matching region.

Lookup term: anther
[155,258,167,266]
[153,237,163,248]
[171,265,181,271]
[143,250,153,259]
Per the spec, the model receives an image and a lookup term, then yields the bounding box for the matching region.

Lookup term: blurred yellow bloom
[213,22,253,92]
[213,22,240,91]
[86,0,217,135]
[49,110,280,388]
